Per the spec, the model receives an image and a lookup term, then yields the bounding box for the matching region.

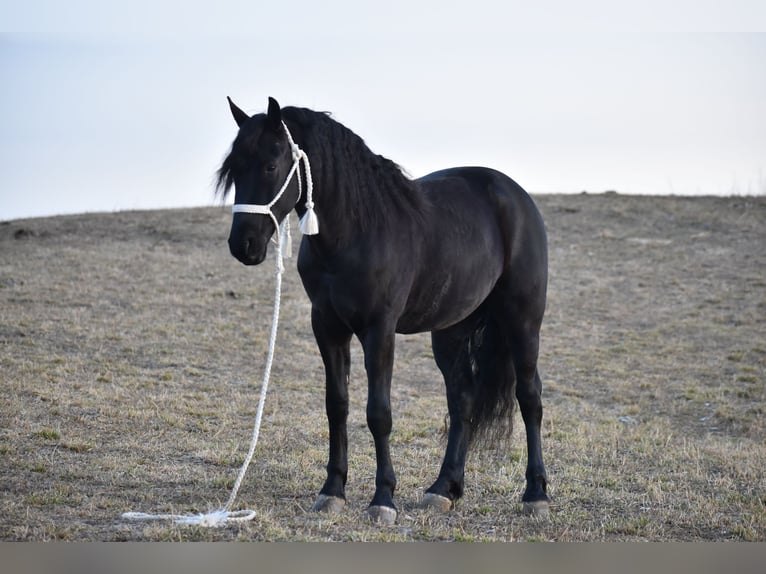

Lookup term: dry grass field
[1,193,764,541]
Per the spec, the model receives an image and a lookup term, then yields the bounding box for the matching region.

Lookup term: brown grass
[1,194,764,541]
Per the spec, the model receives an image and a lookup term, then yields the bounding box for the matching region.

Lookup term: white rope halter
[121,123,317,528]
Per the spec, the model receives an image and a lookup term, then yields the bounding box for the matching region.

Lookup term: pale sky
[2,1,765,220]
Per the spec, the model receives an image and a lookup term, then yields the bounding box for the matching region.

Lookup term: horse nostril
[228,234,249,261]
[228,236,240,256]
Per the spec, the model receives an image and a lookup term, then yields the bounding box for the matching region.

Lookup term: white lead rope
[122,220,288,527]
[122,123,316,528]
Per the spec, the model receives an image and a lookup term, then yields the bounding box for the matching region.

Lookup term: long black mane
[217,107,427,232]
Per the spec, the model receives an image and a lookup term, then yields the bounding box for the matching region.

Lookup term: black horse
[217,97,550,524]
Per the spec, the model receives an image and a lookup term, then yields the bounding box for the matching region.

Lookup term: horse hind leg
[422,326,476,511]
[510,323,550,517]
[473,293,550,517]
[424,307,550,517]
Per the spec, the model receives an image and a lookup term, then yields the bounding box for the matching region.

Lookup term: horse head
[217,97,301,266]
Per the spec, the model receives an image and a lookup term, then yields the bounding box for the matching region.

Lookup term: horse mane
[285,107,428,232]
[216,106,426,233]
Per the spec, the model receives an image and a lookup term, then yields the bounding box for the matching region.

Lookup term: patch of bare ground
[1,194,764,540]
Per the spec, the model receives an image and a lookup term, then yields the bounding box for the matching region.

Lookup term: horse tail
[467,312,516,446]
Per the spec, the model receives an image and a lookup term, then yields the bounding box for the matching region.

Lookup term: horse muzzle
[228,215,272,266]
[229,235,268,266]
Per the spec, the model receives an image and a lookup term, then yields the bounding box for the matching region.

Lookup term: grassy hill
[1,193,764,541]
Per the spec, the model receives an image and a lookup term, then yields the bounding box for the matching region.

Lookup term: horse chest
[299,256,412,332]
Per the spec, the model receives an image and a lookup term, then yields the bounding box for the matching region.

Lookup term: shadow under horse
[217,97,550,524]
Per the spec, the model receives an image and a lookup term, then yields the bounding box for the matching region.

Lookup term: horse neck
[284,109,425,250]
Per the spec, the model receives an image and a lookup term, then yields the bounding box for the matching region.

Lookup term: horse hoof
[368,505,397,525]
[421,492,453,512]
[311,494,345,514]
[522,500,550,518]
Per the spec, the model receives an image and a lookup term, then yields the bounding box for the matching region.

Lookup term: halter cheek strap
[231,122,319,270]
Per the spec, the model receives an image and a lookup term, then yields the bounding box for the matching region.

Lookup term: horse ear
[267,97,282,130]
[227,96,250,127]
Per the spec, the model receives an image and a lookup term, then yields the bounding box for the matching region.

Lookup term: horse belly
[396,266,498,334]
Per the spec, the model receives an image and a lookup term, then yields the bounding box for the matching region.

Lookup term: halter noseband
[231,122,319,238]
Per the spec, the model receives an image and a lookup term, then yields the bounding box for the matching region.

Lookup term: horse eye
[265,163,277,173]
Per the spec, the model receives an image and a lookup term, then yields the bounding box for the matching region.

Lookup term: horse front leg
[360,321,397,524]
[311,307,352,515]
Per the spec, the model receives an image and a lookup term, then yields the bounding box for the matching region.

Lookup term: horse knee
[326,397,349,421]
[366,402,392,436]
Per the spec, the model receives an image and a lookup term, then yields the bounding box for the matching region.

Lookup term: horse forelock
[215,117,270,199]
